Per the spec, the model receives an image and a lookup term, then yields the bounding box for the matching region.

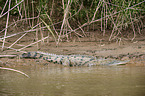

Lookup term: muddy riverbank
[0,36,145,67]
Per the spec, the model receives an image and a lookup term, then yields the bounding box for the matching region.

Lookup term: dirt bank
[0,36,145,67]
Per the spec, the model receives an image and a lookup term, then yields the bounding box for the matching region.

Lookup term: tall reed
[0,0,144,51]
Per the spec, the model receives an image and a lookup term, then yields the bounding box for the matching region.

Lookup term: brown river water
[0,65,145,96]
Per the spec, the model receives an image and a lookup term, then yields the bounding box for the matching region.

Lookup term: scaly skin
[21,51,129,67]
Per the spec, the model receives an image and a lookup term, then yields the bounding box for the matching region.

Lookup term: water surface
[0,65,145,96]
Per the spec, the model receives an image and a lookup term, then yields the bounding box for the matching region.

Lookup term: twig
[31,1,35,27]
[8,33,27,48]
[2,0,11,51]
[57,0,71,45]
[0,16,39,33]
[23,0,27,23]
[108,10,121,41]
[0,40,24,47]
[0,30,35,40]
[0,55,17,58]
[0,45,26,53]
[0,2,83,40]
[91,1,102,21]
[17,35,50,51]
[37,10,44,43]
[91,1,145,24]
[103,1,106,36]
[16,0,23,19]
[78,21,86,37]
[0,21,41,40]
[40,18,56,42]
[0,0,24,18]
[0,67,30,78]
[137,23,141,34]
[50,0,55,17]
[130,12,136,41]
[0,0,8,16]
[44,11,58,37]
[36,29,39,49]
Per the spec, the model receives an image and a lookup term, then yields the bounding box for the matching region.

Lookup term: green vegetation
[0,0,145,50]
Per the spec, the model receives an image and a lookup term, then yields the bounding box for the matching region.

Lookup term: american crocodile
[21,51,129,67]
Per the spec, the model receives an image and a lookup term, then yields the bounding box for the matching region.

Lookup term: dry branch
[0,0,24,18]
[0,55,17,58]
[1,0,11,51]
[0,67,29,78]
[17,35,50,51]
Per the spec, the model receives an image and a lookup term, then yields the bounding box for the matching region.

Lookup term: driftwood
[0,67,30,78]
[0,55,17,58]
[0,54,30,78]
